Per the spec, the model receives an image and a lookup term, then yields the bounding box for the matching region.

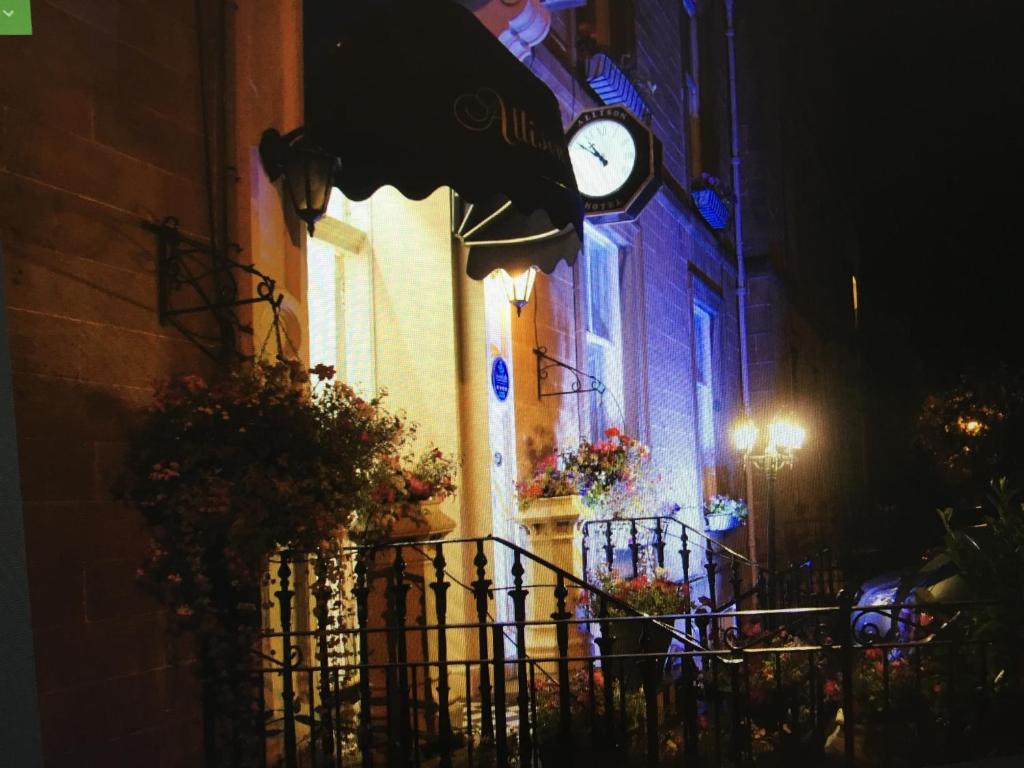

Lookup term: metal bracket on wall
[533,346,606,399]
[145,217,284,365]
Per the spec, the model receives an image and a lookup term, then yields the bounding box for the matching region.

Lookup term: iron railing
[581,515,840,613]
[251,535,1022,768]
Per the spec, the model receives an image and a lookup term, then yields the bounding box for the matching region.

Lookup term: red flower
[605,427,620,438]
[407,476,433,501]
[697,715,710,732]
[864,648,883,661]
[824,679,840,702]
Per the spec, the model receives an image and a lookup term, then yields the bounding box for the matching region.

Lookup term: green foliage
[594,570,691,617]
[704,494,748,521]
[938,478,1024,635]
[917,368,1024,504]
[120,360,457,764]
[121,360,456,631]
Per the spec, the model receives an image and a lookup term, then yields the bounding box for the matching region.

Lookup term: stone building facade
[1,0,863,763]
[732,0,867,563]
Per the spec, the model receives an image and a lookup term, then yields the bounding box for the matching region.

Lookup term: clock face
[568,119,638,198]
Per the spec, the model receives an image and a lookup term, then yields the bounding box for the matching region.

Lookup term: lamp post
[732,416,805,599]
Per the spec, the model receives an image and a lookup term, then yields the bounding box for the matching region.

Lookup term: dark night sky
[782,1,1024,511]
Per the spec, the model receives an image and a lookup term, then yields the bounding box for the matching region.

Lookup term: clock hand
[585,141,610,166]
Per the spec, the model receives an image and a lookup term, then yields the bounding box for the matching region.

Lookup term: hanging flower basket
[705,511,741,532]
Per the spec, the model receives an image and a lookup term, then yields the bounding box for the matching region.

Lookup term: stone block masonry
[0,1,215,764]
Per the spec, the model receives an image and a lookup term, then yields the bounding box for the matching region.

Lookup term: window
[691,278,722,500]
[681,1,701,179]
[306,194,375,398]
[583,230,623,441]
[575,0,635,63]
[693,303,716,496]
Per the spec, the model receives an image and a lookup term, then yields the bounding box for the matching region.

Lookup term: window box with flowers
[590,570,691,688]
[703,494,748,533]
[691,172,732,230]
[517,427,653,517]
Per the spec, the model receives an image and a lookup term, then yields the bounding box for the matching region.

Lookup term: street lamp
[732,416,805,585]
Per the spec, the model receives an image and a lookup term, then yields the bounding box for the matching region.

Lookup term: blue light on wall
[585,53,650,122]
[692,188,730,230]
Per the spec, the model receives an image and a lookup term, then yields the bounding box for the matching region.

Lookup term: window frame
[305,197,376,399]
[579,226,624,441]
[690,273,724,500]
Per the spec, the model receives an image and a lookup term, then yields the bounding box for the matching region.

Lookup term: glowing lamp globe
[732,420,758,453]
[496,267,538,316]
[769,419,805,452]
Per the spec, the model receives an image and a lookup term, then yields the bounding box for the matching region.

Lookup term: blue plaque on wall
[491,357,510,401]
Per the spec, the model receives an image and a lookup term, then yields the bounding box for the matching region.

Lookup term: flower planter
[603,616,675,690]
[704,511,741,532]
[585,52,650,121]
[691,187,730,230]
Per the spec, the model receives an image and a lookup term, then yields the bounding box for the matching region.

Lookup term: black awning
[304,0,583,272]
[455,193,581,279]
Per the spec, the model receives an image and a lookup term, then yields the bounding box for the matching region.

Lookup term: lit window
[307,197,375,398]
[583,230,623,440]
[693,302,717,496]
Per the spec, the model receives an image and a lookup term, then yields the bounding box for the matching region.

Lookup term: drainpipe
[724,0,758,568]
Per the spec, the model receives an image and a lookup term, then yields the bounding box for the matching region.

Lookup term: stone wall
[2,1,235,764]
[736,0,868,565]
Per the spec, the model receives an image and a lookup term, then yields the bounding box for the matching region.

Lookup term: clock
[566,106,662,223]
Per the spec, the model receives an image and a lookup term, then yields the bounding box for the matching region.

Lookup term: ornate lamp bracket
[533,346,607,399]
[145,217,285,365]
[743,452,793,480]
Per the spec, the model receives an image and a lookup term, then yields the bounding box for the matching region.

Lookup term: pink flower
[175,605,193,617]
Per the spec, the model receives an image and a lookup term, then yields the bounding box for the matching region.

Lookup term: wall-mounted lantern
[495,266,538,316]
[259,127,340,236]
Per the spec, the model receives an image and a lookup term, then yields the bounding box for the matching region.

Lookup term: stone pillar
[515,495,590,663]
